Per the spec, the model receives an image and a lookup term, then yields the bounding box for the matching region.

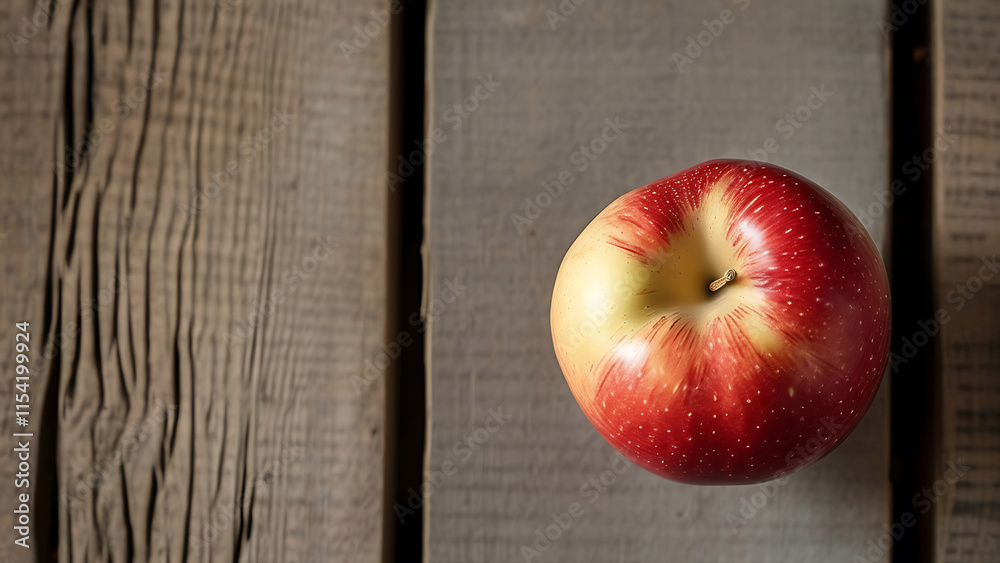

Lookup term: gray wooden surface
[0,0,390,561]
[424,1,890,561]
[934,0,1000,560]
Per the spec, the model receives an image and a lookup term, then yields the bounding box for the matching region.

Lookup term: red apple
[550,159,890,484]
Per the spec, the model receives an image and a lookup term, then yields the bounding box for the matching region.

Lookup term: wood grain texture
[934,0,1000,560]
[424,1,890,561]
[0,0,390,561]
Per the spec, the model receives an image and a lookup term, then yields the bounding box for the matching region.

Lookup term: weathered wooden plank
[424,1,889,561]
[0,2,65,560]
[933,0,1000,560]
[0,0,391,561]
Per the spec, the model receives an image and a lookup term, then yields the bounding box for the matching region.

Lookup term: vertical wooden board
[934,0,1000,560]
[0,0,390,561]
[0,1,63,560]
[425,1,889,561]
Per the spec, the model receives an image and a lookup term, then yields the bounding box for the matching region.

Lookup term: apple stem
[709,269,737,292]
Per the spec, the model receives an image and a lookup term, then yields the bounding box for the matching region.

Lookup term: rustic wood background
[424,1,891,561]
[0,0,391,561]
[934,0,1000,560]
[0,0,996,562]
